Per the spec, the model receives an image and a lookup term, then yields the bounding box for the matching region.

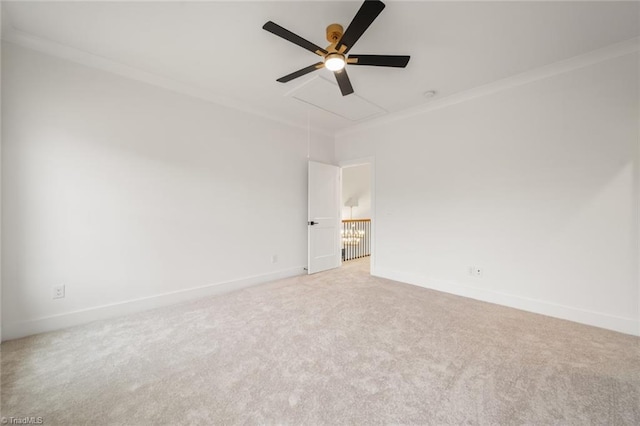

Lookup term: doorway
[340,158,375,274]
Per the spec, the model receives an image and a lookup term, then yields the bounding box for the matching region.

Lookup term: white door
[308,161,341,274]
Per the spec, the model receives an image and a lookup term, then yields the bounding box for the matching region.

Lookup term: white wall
[336,51,639,335]
[341,164,371,220]
[1,42,334,340]
[0,31,3,343]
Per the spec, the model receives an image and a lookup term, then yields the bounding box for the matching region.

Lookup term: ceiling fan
[262,0,410,97]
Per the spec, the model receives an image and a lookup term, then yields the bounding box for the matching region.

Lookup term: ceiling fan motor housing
[326,24,344,44]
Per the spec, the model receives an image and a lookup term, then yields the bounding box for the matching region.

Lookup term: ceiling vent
[287,76,386,121]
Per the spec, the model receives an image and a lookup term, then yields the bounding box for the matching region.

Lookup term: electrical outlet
[53,285,65,299]
[271,254,278,264]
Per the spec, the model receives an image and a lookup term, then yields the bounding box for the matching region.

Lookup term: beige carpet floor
[1,258,639,425]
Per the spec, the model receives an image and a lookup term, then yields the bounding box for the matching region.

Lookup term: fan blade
[277,62,325,83]
[335,0,386,54]
[263,21,328,56]
[334,69,354,96]
[348,54,410,68]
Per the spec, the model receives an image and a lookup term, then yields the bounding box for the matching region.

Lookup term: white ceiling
[2,1,639,133]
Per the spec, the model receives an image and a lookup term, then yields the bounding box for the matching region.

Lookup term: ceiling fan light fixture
[324,53,346,71]
[263,0,410,96]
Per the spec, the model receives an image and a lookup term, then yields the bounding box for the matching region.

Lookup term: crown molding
[1,27,335,139]
[4,25,638,142]
[336,36,640,139]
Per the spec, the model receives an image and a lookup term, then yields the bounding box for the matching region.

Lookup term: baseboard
[2,266,305,342]
[374,267,640,337]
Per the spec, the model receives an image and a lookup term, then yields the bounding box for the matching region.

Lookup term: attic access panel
[288,75,386,121]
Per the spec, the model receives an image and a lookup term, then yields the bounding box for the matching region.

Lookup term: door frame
[339,156,375,275]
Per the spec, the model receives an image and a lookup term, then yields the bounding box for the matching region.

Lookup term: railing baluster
[357,221,361,258]
[348,222,350,260]
[364,220,367,259]
[358,221,362,258]
[341,219,371,262]
[367,220,370,258]
[351,224,354,260]
[364,221,367,258]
